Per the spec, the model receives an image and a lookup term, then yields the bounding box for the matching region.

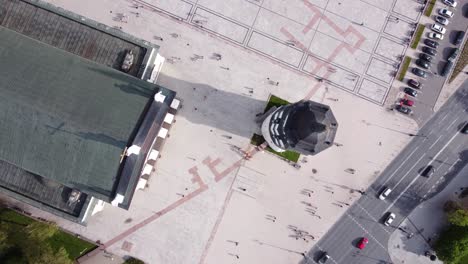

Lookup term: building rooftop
[0,25,156,201]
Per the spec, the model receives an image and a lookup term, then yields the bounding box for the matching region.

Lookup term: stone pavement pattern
[3,0,429,263]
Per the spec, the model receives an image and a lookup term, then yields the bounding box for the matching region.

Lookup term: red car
[357,237,369,249]
[400,98,414,106]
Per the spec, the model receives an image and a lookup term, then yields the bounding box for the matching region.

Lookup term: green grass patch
[398,56,411,81]
[0,208,96,261]
[264,94,290,112]
[424,0,436,17]
[250,134,300,163]
[410,24,425,49]
[450,40,468,83]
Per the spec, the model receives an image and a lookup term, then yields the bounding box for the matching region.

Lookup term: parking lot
[392,0,468,124]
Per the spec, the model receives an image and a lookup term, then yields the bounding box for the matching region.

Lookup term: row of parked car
[396,1,465,115]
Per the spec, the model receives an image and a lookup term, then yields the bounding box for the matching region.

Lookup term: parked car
[404,87,418,97]
[439,8,454,18]
[435,15,449,25]
[421,165,435,177]
[461,123,468,134]
[442,0,457,7]
[412,68,427,78]
[416,59,431,69]
[400,98,414,106]
[431,24,446,34]
[448,48,459,62]
[422,46,437,56]
[357,237,369,250]
[408,79,421,89]
[379,187,392,200]
[318,251,330,263]
[419,53,433,62]
[428,32,444,40]
[396,105,412,115]
[441,61,454,77]
[424,39,439,48]
[454,31,465,45]
[384,213,396,226]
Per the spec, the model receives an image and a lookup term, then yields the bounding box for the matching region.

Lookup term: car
[400,98,414,106]
[461,123,468,134]
[419,53,433,62]
[318,251,330,263]
[357,237,369,250]
[408,79,421,89]
[379,187,392,200]
[441,61,454,77]
[404,87,418,97]
[422,46,437,56]
[442,0,457,7]
[412,68,427,78]
[454,31,465,45]
[439,8,454,18]
[416,59,431,69]
[435,15,449,25]
[421,165,435,177]
[428,32,444,40]
[424,39,439,48]
[396,105,412,115]
[431,24,446,34]
[384,213,396,226]
[448,48,459,62]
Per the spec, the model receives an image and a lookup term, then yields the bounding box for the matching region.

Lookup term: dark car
[422,46,437,56]
[396,105,412,114]
[419,53,433,62]
[416,59,431,69]
[421,165,435,177]
[408,79,421,89]
[424,39,439,48]
[454,31,465,45]
[448,48,459,62]
[318,251,330,263]
[461,123,468,134]
[412,68,427,78]
[404,87,418,97]
[435,15,449,25]
[441,61,453,77]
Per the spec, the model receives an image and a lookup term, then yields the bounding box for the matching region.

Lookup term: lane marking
[380,147,419,186]
[346,214,387,250]
[428,134,443,150]
[447,116,461,130]
[439,113,449,123]
[355,203,391,235]
[388,155,425,192]
[384,131,460,213]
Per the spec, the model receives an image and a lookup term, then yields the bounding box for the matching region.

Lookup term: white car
[439,8,454,18]
[428,32,444,40]
[431,24,446,34]
[384,213,396,226]
[442,0,457,7]
[379,187,392,200]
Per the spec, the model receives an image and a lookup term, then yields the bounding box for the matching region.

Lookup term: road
[303,81,468,264]
[410,1,468,124]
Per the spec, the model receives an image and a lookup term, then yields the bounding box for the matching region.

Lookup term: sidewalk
[77,248,125,264]
[434,65,468,112]
[388,164,468,264]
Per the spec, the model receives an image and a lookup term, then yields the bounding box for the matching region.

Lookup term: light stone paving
[393,0,424,21]
[375,37,406,62]
[16,0,425,263]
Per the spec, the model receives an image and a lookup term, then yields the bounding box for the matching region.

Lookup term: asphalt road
[410,1,468,124]
[303,81,468,264]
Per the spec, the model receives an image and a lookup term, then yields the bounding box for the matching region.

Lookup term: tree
[434,225,468,263]
[448,209,468,227]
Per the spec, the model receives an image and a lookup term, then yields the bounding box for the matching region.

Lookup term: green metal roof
[0,26,156,200]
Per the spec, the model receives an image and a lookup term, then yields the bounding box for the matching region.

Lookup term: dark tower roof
[264,100,338,155]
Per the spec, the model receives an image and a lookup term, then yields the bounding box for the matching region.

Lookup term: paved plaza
[4,0,435,263]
